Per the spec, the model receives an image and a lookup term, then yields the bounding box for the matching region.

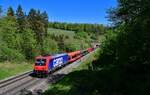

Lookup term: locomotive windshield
[35,59,46,66]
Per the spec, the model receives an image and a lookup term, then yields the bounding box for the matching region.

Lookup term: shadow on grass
[44,64,150,95]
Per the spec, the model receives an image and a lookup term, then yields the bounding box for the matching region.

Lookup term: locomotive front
[33,56,50,76]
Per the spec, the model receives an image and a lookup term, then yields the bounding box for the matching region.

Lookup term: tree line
[49,22,106,34]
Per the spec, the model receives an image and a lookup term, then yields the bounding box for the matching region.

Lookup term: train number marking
[53,57,63,67]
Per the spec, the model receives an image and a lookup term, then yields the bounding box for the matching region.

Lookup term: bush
[75,31,88,39]
[0,44,25,62]
[21,29,37,60]
[42,37,59,55]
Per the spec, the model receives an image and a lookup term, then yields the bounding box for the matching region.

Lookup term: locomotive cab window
[35,59,46,66]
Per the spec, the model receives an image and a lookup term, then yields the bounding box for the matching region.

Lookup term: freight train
[33,47,95,76]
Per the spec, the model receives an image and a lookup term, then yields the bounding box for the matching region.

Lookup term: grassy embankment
[44,49,100,95]
[0,62,32,80]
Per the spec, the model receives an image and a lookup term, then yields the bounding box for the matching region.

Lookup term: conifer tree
[7,6,14,16]
[16,5,25,32]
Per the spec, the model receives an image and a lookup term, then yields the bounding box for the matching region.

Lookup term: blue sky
[0,0,117,25]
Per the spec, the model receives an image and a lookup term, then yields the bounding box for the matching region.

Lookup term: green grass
[48,28,75,37]
[0,62,32,80]
[43,49,100,95]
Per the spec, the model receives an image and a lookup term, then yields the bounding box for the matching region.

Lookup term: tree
[7,6,14,16]
[16,5,25,32]
[27,8,36,30]
[21,29,37,59]
[41,11,48,36]
[0,17,25,62]
[0,6,2,17]
[27,9,48,54]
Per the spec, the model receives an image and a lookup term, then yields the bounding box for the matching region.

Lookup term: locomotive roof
[36,53,67,59]
[52,53,68,58]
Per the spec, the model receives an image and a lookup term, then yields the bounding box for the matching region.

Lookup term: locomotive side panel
[48,54,68,71]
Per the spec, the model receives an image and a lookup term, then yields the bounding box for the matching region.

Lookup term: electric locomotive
[33,53,68,76]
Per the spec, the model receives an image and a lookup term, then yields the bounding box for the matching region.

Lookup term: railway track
[0,71,34,95]
[0,50,97,95]
[0,71,32,88]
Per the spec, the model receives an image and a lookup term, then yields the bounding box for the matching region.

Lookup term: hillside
[46,28,102,53]
[48,28,75,37]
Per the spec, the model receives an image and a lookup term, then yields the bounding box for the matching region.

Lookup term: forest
[91,0,150,94]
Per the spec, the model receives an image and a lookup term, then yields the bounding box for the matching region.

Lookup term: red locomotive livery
[34,56,51,75]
